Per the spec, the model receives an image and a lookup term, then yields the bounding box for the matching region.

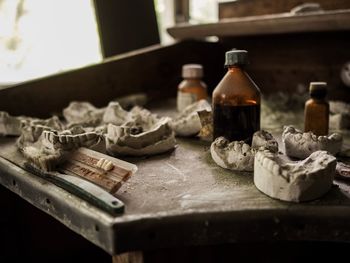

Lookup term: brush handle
[24,162,124,215]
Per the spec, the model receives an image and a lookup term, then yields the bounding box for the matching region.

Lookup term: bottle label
[177,92,197,112]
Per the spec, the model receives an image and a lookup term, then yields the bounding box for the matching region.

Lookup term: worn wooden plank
[168,9,350,39]
[219,0,350,19]
[0,41,224,118]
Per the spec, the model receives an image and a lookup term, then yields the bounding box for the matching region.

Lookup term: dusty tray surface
[0,104,350,254]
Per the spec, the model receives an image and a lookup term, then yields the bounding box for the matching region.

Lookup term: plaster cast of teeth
[102,102,134,125]
[210,130,278,172]
[42,130,102,151]
[0,111,23,136]
[17,124,53,149]
[282,126,343,159]
[22,145,65,172]
[20,128,102,171]
[251,130,279,153]
[335,162,350,180]
[96,158,114,172]
[0,112,62,137]
[211,137,256,171]
[254,150,336,202]
[170,100,211,137]
[63,101,105,127]
[106,115,176,156]
[29,116,64,131]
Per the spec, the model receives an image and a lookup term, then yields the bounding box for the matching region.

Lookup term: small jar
[304,82,329,136]
[177,64,208,112]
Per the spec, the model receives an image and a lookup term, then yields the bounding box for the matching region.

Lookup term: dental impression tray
[59,147,137,193]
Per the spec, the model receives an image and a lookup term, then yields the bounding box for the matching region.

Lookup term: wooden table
[0,103,350,262]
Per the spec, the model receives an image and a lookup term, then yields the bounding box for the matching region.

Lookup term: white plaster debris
[254,150,336,202]
[282,126,342,159]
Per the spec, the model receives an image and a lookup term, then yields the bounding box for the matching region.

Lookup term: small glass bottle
[304,82,329,136]
[212,50,261,144]
[177,64,208,112]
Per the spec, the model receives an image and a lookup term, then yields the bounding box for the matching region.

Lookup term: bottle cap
[309,82,327,97]
[182,64,203,78]
[225,49,248,67]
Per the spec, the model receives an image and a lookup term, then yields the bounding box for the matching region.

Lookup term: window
[0,0,101,86]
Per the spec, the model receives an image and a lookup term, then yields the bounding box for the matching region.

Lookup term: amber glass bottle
[304,82,329,136]
[177,64,208,112]
[212,50,261,144]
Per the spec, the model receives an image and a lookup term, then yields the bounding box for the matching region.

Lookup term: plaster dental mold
[17,124,54,149]
[102,102,133,125]
[251,130,279,153]
[0,112,60,137]
[22,145,65,172]
[254,150,336,202]
[29,116,64,131]
[106,116,176,156]
[335,162,350,180]
[20,128,102,171]
[170,100,211,137]
[210,137,256,172]
[0,111,24,136]
[210,130,278,172]
[42,129,102,151]
[16,116,65,149]
[197,109,213,142]
[282,126,343,159]
[63,101,105,127]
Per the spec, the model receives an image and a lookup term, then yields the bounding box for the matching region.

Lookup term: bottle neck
[227,65,245,72]
[183,77,201,81]
[310,96,327,102]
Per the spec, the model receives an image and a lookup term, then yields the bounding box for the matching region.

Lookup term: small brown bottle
[177,64,208,112]
[212,50,261,144]
[304,82,329,136]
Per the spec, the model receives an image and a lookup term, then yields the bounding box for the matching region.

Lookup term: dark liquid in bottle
[213,104,260,144]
